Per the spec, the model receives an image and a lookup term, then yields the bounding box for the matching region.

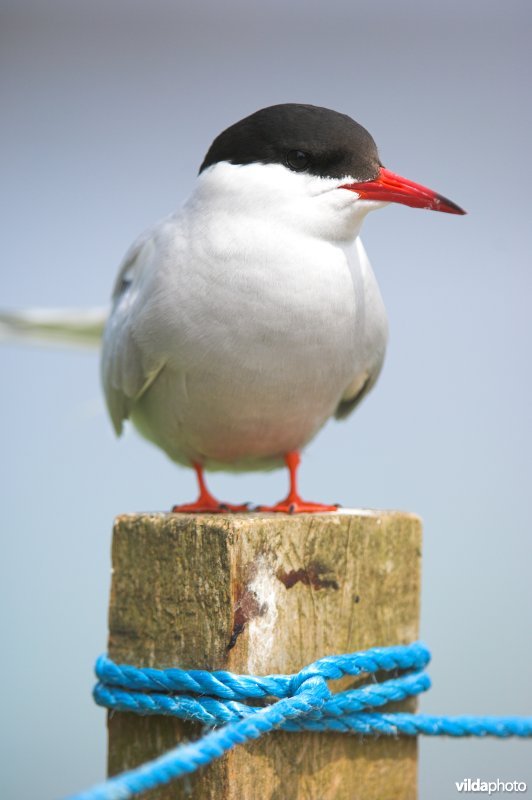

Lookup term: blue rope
[68,643,532,800]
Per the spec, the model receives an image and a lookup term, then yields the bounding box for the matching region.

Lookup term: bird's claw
[256,497,340,514]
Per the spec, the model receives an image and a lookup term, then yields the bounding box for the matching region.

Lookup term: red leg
[172,463,249,513]
[257,452,339,514]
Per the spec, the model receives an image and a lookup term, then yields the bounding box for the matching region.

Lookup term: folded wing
[101,229,168,435]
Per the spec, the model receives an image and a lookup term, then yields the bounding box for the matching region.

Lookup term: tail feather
[0,307,108,349]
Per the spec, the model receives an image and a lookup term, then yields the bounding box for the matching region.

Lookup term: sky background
[1,1,531,798]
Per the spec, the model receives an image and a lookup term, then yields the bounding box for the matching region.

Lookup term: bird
[1,103,465,513]
[99,103,465,513]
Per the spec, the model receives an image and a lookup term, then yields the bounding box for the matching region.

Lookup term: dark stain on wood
[228,583,268,651]
[276,561,339,591]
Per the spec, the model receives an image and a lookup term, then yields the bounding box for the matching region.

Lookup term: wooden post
[107,510,422,800]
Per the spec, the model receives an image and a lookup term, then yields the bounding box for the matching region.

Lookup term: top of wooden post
[109,508,421,671]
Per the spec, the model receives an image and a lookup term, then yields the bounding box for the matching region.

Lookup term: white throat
[186,161,383,243]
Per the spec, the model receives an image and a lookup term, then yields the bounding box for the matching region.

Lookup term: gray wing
[334,362,384,420]
[101,229,167,435]
[334,238,388,421]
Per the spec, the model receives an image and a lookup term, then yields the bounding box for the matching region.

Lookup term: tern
[1,104,465,512]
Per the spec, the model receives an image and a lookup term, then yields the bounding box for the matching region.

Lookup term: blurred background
[1,1,531,797]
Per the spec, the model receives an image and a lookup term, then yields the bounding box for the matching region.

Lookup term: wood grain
[107,510,422,800]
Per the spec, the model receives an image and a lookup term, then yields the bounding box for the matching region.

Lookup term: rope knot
[76,642,532,800]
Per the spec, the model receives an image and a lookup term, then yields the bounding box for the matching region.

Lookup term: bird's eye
[286,150,310,172]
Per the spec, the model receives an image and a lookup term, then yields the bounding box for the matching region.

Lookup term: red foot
[257,496,339,514]
[171,463,249,514]
[172,499,249,514]
[256,451,339,514]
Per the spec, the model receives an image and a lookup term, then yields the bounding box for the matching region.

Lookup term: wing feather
[334,365,383,420]
[334,238,388,420]
[101,229,167,434]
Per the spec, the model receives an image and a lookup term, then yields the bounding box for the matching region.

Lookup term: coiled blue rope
[68,642,532,800]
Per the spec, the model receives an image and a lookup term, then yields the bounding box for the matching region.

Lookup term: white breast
[107,162,388,470]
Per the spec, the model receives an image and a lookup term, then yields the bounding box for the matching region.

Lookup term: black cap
[199,103,381,182]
